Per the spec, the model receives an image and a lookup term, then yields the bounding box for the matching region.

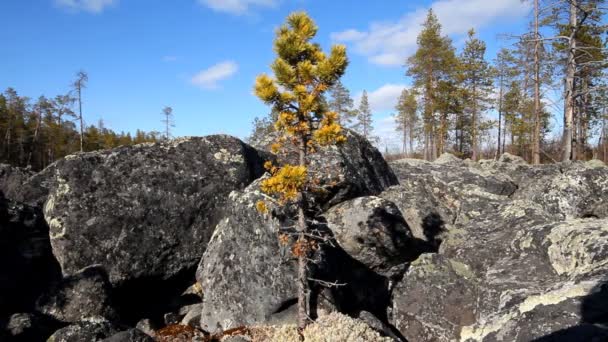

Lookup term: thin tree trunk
[27,109,42,166]
[402,123,407,155]
[496,76,503,160]
[472,85,478,161]
[78,87,84,152]
[532,0,541,164]
[297,137,309,334]
[409,124,414,157]
[563,0,577,161]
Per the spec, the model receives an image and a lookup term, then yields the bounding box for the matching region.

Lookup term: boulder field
[1,133,607,341]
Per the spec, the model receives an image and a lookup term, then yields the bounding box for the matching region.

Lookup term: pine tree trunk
[532,0,541,164]
[409,124,414,157]
[402,125,407,155]
[297,137,309,334]
[27,109,42,167]
[563,0,577,162]
[78,87,84,152]
[496,77,503,160]
[472,85,478,161]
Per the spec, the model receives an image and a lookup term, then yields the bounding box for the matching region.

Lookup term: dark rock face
[325,196,425,277]
[2,312,64,342]
[0,193,61,319]
[37,265,117,323]
[0,163,56,207]
[46,317,120,342]
[0,164,33,201]
[388,156,608,341]
[196,178,298,332]
[43,135,266,287]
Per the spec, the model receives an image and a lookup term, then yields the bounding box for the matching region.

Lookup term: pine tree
[394,88,418,155]
[161,106,174,140]
[72,70,88,152]
[355,90,374,140]
[494,48,519,158]
[327,81,356,126]
[459,29,495,160]
[254,12,347,331]
[406,9,458,160]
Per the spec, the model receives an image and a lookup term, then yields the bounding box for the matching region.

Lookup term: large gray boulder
[196,178,297,332]
[387,157,608,341]
[43,135,266,286]
[325,196,426,277]
[36,265,117,323]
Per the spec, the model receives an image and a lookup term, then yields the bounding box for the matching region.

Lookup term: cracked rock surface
[387,155,608,341]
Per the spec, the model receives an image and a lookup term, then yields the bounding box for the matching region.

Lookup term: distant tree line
[0,85,161,171]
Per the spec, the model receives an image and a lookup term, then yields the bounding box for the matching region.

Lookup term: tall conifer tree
[406,9,457,160]
[459,29,495,160]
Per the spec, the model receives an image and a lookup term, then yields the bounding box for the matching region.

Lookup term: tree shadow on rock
[307,220,409,341]
[532,280,608,341]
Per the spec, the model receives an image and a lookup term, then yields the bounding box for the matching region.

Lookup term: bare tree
[72,70,88,152]
[161,106,174,140]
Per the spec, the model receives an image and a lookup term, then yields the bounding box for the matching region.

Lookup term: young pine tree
[406,9,458,160]
[494,48,519,158]
[327,80,356,126]
[459,29,495,161]
[355,90,374,140]
[394,88,418,155]
[253,12,347,331]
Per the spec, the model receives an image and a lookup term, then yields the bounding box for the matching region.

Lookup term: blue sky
[0,0,533,148]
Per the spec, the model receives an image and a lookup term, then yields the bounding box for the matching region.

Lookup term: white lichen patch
[518,280,596,313]
[259,312,393,342]
[48,217,66,239]
[546,219,608,276]
[213,148,244,164]
[460,280,598,341]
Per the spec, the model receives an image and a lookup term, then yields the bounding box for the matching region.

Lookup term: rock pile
[1,132,607,341]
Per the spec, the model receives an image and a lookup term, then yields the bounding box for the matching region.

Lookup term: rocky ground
[1,133,607,341]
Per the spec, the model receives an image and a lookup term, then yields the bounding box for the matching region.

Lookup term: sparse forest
[248,0,607,164]
[395,1,608,163]
[0,78,161,171]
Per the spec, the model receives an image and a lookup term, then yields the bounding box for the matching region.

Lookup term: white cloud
[55,0,117,13]
[331,0,530,67]
[191,61,239,89]
[198,0,278,15]
[354,84,408,113]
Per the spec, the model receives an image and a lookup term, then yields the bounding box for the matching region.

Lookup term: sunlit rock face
[42,135,267,286]
[388,155,608,342]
